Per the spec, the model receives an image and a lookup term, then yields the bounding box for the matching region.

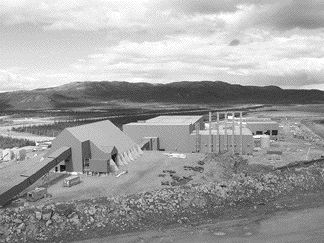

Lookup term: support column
[232,112,235,155]
[195,123,200,152]
[240,111,243,155]
[216,112,220,153]
[208,112,212,153]
[224,112,228,151]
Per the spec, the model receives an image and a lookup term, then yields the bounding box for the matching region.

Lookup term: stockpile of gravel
[1,162,324,242]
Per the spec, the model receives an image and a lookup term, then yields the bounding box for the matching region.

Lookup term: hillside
[0,81,323,110]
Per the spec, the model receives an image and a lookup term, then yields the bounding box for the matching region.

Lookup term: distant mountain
[0,81,323,110]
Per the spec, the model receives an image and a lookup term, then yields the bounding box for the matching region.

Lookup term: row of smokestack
[198,111,243,155]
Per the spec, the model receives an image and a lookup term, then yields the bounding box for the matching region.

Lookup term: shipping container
[63,175,81,187]
[27,187,47,202]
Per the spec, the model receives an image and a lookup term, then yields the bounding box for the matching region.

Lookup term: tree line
[0,136,35,149]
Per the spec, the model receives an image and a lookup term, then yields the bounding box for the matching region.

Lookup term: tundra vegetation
[0,136,35,149]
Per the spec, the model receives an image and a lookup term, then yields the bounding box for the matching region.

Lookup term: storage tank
[260,135,270,149]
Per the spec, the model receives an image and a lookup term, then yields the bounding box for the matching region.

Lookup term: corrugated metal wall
[89,159,109,173]
[194,134,253,154]
[51,130,83,172]
[124,124,193,152]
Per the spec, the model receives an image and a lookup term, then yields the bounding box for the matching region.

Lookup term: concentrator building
[50,120,141,173]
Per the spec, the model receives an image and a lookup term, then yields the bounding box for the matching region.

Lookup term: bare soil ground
[0,151,46,189]
[245,109,324,168]
[37,151,209,204]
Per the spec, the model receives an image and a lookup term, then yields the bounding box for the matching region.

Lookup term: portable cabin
[63,175,81,187]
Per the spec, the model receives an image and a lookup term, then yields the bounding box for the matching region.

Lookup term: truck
[27,187,47,202]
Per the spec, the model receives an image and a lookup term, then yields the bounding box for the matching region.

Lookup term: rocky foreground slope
[1,160,324,242]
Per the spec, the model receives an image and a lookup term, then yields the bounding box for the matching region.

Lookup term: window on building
[60,165,66,172]
[84,158,90,167]
[272,130,278,135]
[256,131,263,135]
[265,130,271,135]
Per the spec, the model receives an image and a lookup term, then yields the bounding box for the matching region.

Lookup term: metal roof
[47,146,71,158]
[141,115,203,125]
[65,120,137,153]
[245,120,278,124]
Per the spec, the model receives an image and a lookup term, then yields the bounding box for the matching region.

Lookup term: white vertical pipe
[232,112,235,155]
[224,112,228,151]
[240,112,243,155]
[209,112,212,153]
[195,123,200,152]
[216,112,220,153]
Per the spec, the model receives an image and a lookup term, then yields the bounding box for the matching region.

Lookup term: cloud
[63,31,323,87]
[250,0,324,30]
[0,69,37,91]
[0,0,322,91]
[0,0,150,31]
[229,39,240,46]
[0,0,322,33]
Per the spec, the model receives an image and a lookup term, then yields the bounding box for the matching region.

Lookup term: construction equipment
[27,187,47,202]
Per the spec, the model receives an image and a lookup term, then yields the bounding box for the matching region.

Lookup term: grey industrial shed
[50,120,140,173]
[123,116,204,153]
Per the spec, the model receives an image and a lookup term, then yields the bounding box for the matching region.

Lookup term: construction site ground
[0,151,47,194]
[20,151,224,205]
[2,150,245,207]
[244,111,324,168]
[1,105,324,207]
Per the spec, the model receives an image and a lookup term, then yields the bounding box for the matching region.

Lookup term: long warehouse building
[123,116,204,153]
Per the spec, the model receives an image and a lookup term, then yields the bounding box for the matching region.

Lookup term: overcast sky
[0,0,323,92]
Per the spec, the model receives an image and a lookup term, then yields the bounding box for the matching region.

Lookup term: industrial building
[124,114,252,154]
[124,113,279,155]
[245,120,279,139]
[123,116,204,153]
[193,125,254,154]
[1,119,142,206]
[50,120,141,173]
[211,117,279,139]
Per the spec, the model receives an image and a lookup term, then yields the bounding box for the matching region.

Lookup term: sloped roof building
[50,120,140,173]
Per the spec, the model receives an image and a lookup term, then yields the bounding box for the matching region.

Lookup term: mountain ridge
[0,81,323,110]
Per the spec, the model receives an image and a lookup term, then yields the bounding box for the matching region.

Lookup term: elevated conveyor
[0,146,71,206]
